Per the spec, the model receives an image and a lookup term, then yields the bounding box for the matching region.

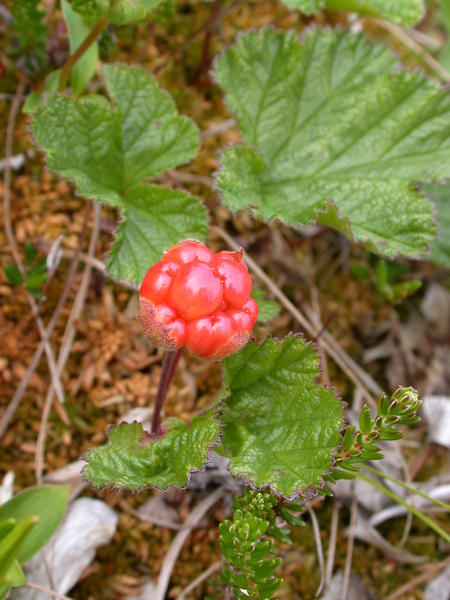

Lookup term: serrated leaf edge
[81,414,222,494]
[219,332,346,502]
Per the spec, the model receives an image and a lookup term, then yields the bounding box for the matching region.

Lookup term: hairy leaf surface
[221,336,344,499]
[214,29,448,257]
[421,183,450,268]
[283,0,424,25]
[107,185,208,282]
[83,416,220,490]
[31,64,199,205]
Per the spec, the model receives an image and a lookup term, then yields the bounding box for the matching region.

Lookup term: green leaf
[107,184,208,282]
[24,243,36,265]
[251,288,280,323]
[214,28,446,257]
[0,485,68,564]
[61,0,99,95]
[83,415,220,490]
[220,336,344,499]
[96,0,165,23]
[421,182,450,268]
[282,0,424,25]
[30,63,200,206]
[30,95,123,206]
[4,264,24,286]
[0,520,16,542]
[0,560,25,588]
[22,92,44,114]
[0,517,37,577]
[95,0,145,23]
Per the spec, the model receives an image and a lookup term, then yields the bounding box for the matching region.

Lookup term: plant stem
[356,472,450,543]
[151,348,184,435]
[58,17,108,93]
[362,464,450,511]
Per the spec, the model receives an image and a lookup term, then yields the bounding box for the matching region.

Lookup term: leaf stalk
[151,348,184,435]
[58,17,107,93]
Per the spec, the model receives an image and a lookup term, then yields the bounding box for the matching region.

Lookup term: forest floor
[0,1,449,598]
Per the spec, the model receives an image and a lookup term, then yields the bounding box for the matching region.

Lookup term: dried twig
[374,18,450,83]
[1,83,70,439]
[201,119,235,140]
[3,82,65,407]
[35,202,100,484]
[155,487,224,600]
[325,499,340,587]
[177,560,222,600]
[24,582,74,600]
[385,557,450,600]
[307,506,326,597]
[340,496,357,600]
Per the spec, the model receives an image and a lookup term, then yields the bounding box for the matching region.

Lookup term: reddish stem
[151,348,184,435]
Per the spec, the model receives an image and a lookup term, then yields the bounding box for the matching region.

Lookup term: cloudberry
[139,240,258,359]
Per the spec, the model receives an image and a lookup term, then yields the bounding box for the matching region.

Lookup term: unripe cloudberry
[139,240,258,359]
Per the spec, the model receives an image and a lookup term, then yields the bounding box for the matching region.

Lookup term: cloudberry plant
[21,1,450,598]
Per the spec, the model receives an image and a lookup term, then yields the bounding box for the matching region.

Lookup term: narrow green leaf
[0,560,25,588]
[0,517,37,577]
[0,485,68,564]
[4,264,24,286]
[24,243,37,265]
[61,0,99,95]
[107,184,208,282]
[214,28,445,257]
[26,261,48,289]
[220,336,344,499]
[283,0,424,26]
[83,416,220,490]
[0,520,16,542]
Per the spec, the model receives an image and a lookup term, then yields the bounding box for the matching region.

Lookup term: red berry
[140,261,179,304]
[139,240,258,359]
[186,314,230,356]
[138,300,186,350]
[168,263,223,321]
[214,258,252,307]
[163,239,213,265]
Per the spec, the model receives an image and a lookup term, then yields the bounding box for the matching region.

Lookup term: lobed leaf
[107,185,209,282]
[31,64,199,206]
[31,64,206,281]
[83,416,220,490]
[220,336,344,499]
[214,28,448,257]
[283,0,424,26]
